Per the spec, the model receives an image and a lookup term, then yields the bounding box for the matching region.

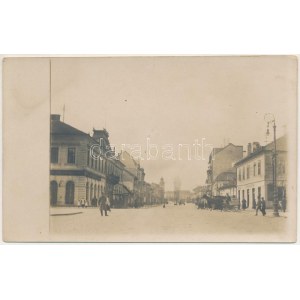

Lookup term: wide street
[49,203,292,242]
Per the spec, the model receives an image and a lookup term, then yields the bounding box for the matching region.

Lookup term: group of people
[255,197,266,216]
[77,199,88,208]
[77,195,111,217]
[241,196,266,216]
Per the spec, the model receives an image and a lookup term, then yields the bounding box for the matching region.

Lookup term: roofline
[235,134,287,166]
[211,143,243,156]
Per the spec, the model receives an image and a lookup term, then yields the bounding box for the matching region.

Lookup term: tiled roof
[235,135,287,166]
[51,119,88,136]
[215,171,236,182]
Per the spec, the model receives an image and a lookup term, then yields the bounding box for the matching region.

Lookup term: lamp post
[264,113,279,217]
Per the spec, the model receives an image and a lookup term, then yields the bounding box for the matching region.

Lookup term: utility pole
[264,113,279,217]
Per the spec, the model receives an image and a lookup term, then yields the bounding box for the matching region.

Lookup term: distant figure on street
[85,200,88,208]
[256,197,262,216]
[242,198,247,210]
[280,198,286,213]
[261,197,266,216]
[197,198,201,209]
[81,199,85,208]
[106,196,111,212]
[99,195,108,216]
[77,199,81,208]
[225,194,231,205]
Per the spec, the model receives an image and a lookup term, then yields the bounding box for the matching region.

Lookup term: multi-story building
[206,143,243,196]
[50,114,106,206]
[151,183,163,204]
[235,136,287,209]
[91,129,127,207]
[119,151,147,207]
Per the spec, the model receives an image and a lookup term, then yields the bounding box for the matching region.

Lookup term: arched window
[65,181,75,205]
[50,181,58,205]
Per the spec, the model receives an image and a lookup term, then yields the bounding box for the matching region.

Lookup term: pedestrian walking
[85,200,88,208]
[242,198,247,210]
[106,196,111,212]
[77,199,81,208]
[81,199,85,208]
[261,197,266,216]
[255,197,262,216]
[226,194,231,205]
[99,195,108,216]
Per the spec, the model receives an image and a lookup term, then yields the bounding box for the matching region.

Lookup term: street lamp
[264,113,279,217]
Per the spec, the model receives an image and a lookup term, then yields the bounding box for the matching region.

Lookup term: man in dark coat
[256,197,262,216]
[99,195,108,216]
[261,197,266,216]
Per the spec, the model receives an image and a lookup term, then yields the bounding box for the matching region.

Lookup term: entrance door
[65,181,75,205]
[50,181,58,205]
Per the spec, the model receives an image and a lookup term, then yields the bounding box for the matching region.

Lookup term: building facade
[50,114,106,206]
[235,136,287,209]
[214,170,237,198]
[206,143,243,196]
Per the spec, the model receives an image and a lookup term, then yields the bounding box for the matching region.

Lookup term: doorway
[65,181,75,205]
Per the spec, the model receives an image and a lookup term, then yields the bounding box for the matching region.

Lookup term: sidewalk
[50,207,86,216]
[238,208,288,218]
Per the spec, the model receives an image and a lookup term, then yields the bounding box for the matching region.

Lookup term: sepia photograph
[2,56,298,242]
[2,3,300,300]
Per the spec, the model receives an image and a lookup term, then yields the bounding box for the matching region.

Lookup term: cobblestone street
[50,203,292,242]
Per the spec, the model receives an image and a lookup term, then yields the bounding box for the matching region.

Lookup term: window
[253,163,256,176]
[238,168,241,181]
[258,161,261,175]
[67,147,76,164]
[65,181,75,204]
[51,147,59,163]
[258,187,261,198]
[242,166,245,180]
[247,165,250,179]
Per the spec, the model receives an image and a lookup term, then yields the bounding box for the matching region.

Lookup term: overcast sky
[51,56,296,191]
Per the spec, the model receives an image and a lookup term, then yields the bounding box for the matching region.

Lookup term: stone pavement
[49,203,293,242]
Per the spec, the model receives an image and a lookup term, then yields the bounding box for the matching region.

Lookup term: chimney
[247,143,252,156]
[93,129,109,140]
[252,142,261,152]
[51,114,60,121]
